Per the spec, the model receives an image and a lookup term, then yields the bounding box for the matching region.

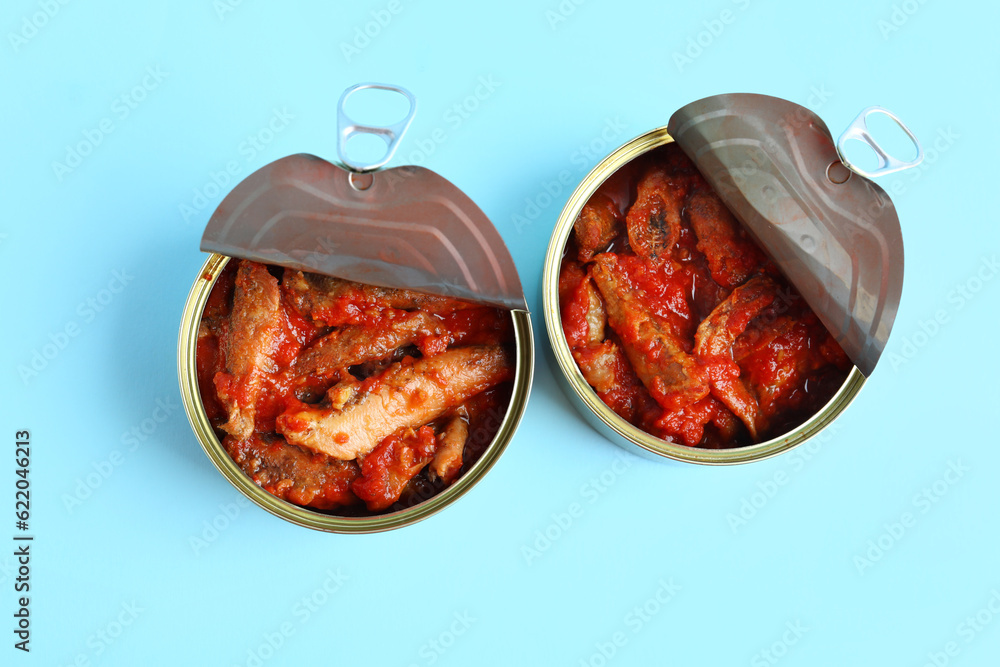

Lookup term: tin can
[542,127,866,465]
[179,253,534,532]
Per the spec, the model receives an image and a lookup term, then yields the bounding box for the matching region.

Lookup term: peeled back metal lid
[668,94,922,376]
[201,83,527,312]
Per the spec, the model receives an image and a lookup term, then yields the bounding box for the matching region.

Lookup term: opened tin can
[178,84,533,531]
[543,95,918,464]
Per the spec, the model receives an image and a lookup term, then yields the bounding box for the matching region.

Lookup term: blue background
[2,0,998,665]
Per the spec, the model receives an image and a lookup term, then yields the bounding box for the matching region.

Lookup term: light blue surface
[2,0,998,664]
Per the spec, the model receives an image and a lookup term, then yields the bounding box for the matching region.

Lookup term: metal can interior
[178,253,534,532]
[542,127,865,465]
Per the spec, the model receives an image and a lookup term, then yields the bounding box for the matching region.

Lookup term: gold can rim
[178,254,534,532]
[541,127,865,465]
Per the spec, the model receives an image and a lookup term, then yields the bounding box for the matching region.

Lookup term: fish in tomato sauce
[197,261,515,513]
[559,144,850,448]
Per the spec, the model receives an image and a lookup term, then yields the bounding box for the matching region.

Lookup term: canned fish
[179,254,533,532]
[179,84,534,531]
[543,126,867,464]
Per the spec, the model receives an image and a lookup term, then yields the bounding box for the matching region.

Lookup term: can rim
[541,127,865,465]
[178,254,534,532]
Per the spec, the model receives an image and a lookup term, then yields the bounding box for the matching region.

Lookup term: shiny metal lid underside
[668,94,904,376]
[201,154,527,311]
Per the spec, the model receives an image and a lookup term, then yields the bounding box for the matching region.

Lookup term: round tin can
[178,253,534,532]
[542,127,865,465]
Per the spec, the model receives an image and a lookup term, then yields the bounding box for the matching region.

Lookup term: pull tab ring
[337,83,417,173]
[836,106,923,179]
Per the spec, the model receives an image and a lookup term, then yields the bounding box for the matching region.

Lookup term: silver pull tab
[337,83,416,173]
[836,106,923,178]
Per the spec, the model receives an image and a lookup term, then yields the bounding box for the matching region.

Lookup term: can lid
[668,93,911,376]
[200,84,527,312]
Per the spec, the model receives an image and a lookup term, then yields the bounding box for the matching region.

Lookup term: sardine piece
[574,193,622,261]
[591,253,709,411]
[276,345,513,460]
[290,311,444,383]
[686,189,766,289]
[284,270,476,326]
[224,433,360,510]
[694,275,778,439]
[562,259,653,424]
[573,340,620,395]
[626,165,686,264]
[429,407,470,484]
[215,261,283,440]
[733,314,799,365]
[572,339,655,424]
[581,278,606,348]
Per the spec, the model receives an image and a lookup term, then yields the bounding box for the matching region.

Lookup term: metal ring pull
[836,106,923,179]
[337,83,416,173]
